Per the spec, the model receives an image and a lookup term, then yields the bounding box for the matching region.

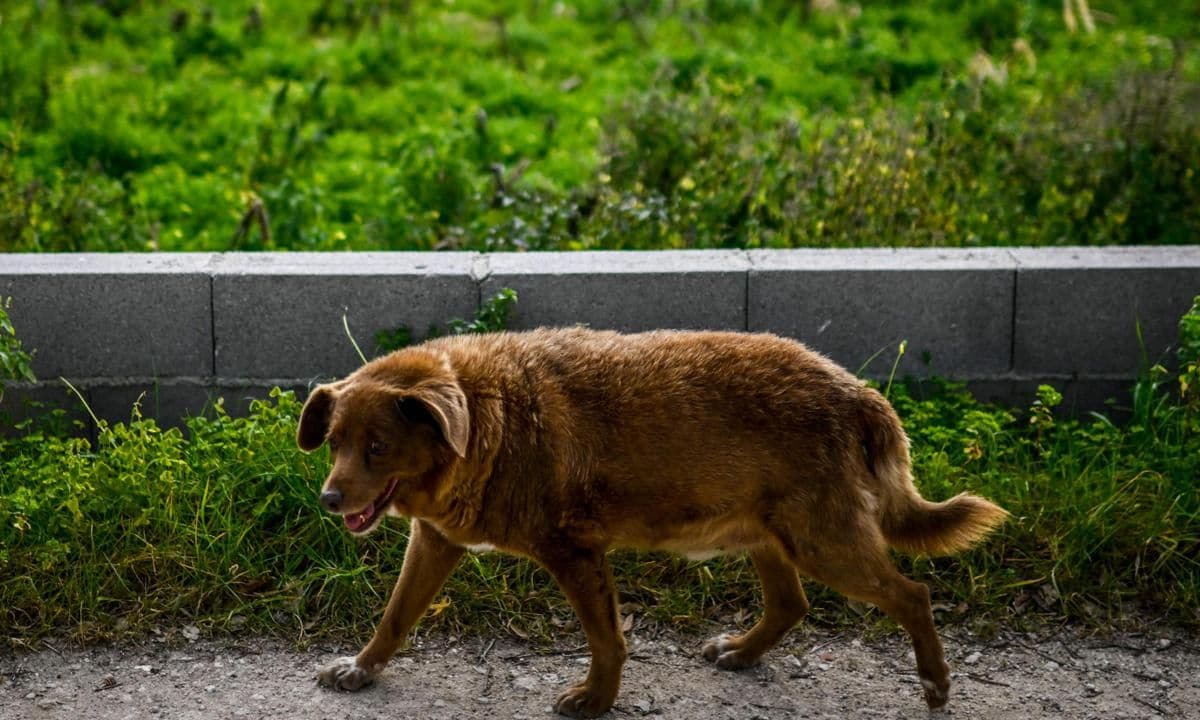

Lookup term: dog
[298,328,1007,718]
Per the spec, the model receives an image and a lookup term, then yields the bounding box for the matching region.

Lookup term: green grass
[1,1,1198,252]
[2,297,1198,645]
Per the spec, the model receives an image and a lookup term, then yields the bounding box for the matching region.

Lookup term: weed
[0,297,36,403]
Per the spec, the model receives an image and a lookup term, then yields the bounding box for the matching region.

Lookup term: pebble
[964,652,982,665]
[513,675,539,691]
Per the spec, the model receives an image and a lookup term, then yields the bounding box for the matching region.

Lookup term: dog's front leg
[541,547,626,719]
[318,519,465,691]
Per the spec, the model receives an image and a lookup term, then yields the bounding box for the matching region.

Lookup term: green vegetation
[0,297,36,404]
[2,296,1198,644]
[1,1,1197,252]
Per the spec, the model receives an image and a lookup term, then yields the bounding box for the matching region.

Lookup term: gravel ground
[2,628,1196,719]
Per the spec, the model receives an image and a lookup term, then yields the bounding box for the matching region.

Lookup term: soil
[2,628,1196,719]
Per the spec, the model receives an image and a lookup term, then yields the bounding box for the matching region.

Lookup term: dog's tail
[859,387,1008,556]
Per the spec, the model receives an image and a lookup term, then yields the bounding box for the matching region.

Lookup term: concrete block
[0,254,213,378]
[749,249,1015,378]
[211,253,479,379]
[211,382,310,418]
[481,251,749,332]
[1012,247,1200,376]
[0,382,93,437]
[966,376,1133,417]
[89,381,216,430]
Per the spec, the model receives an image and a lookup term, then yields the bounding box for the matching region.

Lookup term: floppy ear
[297,384,337,452]
[401,381,470,458]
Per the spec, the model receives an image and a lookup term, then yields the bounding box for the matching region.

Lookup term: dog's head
[296,355,469,535]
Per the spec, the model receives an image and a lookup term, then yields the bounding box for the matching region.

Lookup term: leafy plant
[1177,296,1200,413]
[0,297,36,403]
[375,288,518,354]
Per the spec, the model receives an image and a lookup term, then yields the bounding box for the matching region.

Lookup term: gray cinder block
[749,249,1015,378]
[481,251,749,332]
[0,254,213,378]
[966,376,1133,417]
[211,252,479,379]
[0,382,92,436]
[1012,247,1200,376]
[89,380,216,430]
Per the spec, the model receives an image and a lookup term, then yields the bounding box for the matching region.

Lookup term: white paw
[701,634,737,662]
[317,656,376,692]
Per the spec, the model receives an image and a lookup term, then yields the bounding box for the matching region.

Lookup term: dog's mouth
[343,477,400,534]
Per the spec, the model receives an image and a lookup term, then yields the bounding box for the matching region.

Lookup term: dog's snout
[320,489,344,513]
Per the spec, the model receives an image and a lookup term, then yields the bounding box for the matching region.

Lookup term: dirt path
[2,628,1196,719]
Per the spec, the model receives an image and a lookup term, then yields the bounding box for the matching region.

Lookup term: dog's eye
[367,440,386,456]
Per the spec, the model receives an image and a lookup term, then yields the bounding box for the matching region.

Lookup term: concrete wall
[2,247,1198,431]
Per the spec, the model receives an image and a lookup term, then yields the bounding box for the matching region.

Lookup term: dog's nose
[320,489,344,512]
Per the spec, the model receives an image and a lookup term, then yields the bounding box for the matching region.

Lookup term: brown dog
[298,328,1007,717]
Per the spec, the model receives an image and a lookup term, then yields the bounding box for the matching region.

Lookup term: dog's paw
[554,683,614,718]
[701,634,759,670]
[921,676,950,710]
[317,656,377,692]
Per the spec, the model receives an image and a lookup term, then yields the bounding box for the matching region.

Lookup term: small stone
[964,651,982,665]
[181,625,200,641]
[1157,638,1172,650]
[634,698,653,713]
[433,699,447,708]
[1045,661,1060,671]
[36,698,58,710]
[513,675,539,691]
[204,685,216,693]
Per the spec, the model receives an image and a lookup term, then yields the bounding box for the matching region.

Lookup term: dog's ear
[398,381,470,458]
[297,384,338,452]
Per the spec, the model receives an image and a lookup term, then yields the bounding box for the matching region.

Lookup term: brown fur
[299,328,1008,717]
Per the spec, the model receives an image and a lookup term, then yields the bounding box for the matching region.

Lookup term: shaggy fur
[298,328,1008,718]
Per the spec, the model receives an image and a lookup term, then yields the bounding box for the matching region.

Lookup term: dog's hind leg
[540,547,626,719]
[786,528,951,710]
[702,544,810,669]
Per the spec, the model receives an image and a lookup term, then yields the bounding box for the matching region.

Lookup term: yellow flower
[679,176,696,191]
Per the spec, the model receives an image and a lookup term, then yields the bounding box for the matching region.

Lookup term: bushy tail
[859,388,1009,556]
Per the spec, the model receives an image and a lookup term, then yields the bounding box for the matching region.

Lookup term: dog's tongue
[345,507,374,532]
